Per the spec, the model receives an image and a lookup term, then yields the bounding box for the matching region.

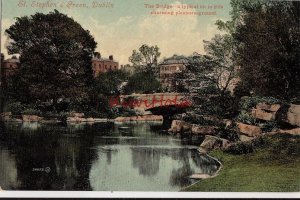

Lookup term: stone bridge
[108,93,193,117]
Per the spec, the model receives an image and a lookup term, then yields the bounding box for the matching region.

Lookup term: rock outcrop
[251,103,281,121]
[22,115,43,122]
[237,123,262,137]
[0,112,12,121]
[191,124,217,135]
[168,120,192,133]
[286,104,300,127]
[199,135,231,154]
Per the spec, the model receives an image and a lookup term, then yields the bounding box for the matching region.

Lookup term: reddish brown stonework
[92,54,119,77]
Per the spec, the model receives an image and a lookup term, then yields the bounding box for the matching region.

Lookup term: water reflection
[0,122,219,191]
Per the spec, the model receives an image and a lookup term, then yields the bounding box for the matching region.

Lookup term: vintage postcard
[0,0,299,198]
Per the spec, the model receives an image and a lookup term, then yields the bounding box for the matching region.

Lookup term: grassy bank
[185,134,300,192]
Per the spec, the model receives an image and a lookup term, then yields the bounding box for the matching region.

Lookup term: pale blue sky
[1,0,232,64]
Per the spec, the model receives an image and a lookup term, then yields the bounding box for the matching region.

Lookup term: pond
[0,121,220,191]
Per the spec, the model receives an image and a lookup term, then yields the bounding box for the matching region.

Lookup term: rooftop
[159,55,189,65]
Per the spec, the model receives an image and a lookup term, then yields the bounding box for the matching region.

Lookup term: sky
[1,0,232,65]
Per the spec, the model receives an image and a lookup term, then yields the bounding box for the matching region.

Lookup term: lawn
[185,134,300,192]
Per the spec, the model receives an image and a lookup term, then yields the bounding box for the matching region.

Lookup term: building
[1,56,20,78]
[159,55,189,91]
[92,52,119,77]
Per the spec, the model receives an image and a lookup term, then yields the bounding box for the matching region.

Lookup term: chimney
[109,55,113,61]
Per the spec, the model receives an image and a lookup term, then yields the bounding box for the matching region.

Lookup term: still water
[0,121,219,191]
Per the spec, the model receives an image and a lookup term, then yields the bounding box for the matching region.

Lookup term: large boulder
[251,109,276,121]
[237,123,262,137]
[0,112,12,121]
[199,135,231,154]
[191,124,217,135]
[67,117,86,123]
[256,103,281,112]
[22,115,43,122]
[168,120,192,133]
[251,103,281,121]
[286,104,300,127]
[70,112,85,118]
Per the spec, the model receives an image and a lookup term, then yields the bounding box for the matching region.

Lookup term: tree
[5,10,97,109]
[129,44,161,70]
[233,1,300,99]
[124,70,161,94]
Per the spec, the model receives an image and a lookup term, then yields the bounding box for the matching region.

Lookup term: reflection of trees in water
[191,150,220,175]
[168,148,194,187]
[1,124,99,190]
[131,147,160,176]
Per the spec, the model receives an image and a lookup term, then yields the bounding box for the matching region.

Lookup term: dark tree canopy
[233,1,300,99]
[6,10,97,103]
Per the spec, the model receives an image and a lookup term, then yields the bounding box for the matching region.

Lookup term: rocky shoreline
[0,112,164,124]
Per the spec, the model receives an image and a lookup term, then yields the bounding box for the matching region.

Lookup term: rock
[86,118,95,122]
[70,112,85,118]
[0,112,12,121]
[67,117,86,123]
[191,124,217,135]
[224,119,233,129]
[237,123,262,137]
[168,120,192,133]
[94,118,108,122]
[256,103,281,112]
[279,128,300,135]
[189,173,213,179]
[22,115,43,122]
[286,104,300,127]
[239,135,254,142]
[199,135,231,154]
[251,109,276,121]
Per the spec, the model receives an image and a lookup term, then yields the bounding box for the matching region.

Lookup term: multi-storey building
[159,55,189,91]
[92,53,119,78]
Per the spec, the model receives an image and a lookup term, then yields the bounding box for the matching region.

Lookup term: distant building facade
[159,55,189,91]
[1,56,20,78]
[92,52,119,77]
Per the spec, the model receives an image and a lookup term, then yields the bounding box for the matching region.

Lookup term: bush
[225,141,254,154]
[216,128,240,142]
[5,101,27,115]
[22,108,42,116]
[240,96,281,111]
[235,110,257,125]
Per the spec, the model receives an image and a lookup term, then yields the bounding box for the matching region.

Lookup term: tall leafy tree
[129,44,161,70]
[5,10,97,107]
[233,1,300,99]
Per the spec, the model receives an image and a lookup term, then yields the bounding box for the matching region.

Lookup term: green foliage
[225,141,254,154]
[124,69,161,94]
[235,110,257,125]
[217,128,240,142]
[93,70,128,96]
[21,108,42,116]
[129,44,161,69]
[240,96,281,111]
[234,1,300,99]
[5,10,97,105]
[261,121,279,132]
[5,101,26,115]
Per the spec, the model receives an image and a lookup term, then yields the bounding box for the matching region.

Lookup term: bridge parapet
[115,93,193,110]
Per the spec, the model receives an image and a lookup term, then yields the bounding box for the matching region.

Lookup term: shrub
[22,108,42,116]
[225,141,254,154]
[240,96,281,111]
[216,128,240,142]
[5,101,27,115]
[235,110,257,125]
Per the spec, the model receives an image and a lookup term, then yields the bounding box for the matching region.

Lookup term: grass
[185,134,300,192]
